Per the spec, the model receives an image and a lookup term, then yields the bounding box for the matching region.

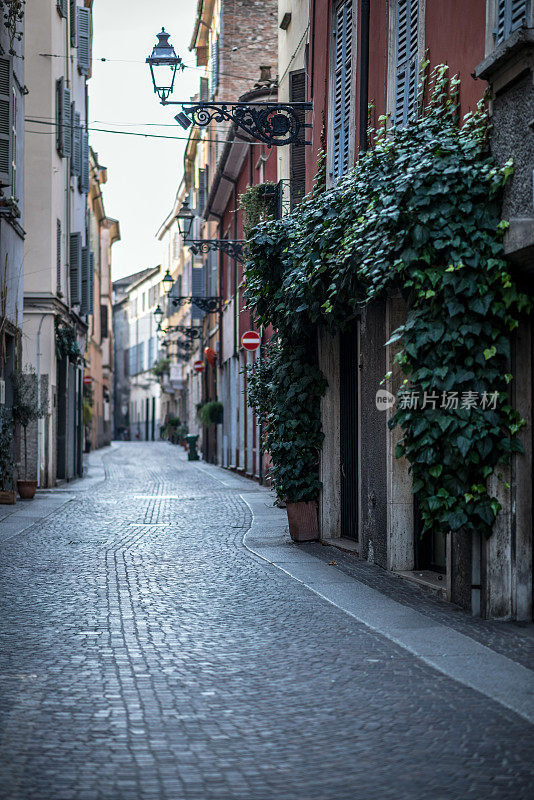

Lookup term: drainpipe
[359,0,370,153]
[36,312,47,487]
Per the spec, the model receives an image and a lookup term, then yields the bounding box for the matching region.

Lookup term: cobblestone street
[0,442,533,800]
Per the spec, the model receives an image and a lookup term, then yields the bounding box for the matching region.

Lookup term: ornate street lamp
[175,197,195,243]
[154,305,164,325]
[146,29,312,146]
[146,28,184,103]
[162,269,174,294]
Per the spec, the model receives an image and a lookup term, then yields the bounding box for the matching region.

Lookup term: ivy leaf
[483,346,497,360]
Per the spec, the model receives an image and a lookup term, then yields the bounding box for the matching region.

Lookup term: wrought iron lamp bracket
[188,239,245,263]
[171,296,223,314]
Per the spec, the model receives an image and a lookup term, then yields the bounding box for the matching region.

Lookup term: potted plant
[0,408,15,504]
[12,367,47,500]
[198,401,224,426]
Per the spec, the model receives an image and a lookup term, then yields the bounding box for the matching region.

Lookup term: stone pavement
[0,442,532,800]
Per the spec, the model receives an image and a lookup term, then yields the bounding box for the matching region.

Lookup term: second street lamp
[162,269,174,294]
[175,197,195,243]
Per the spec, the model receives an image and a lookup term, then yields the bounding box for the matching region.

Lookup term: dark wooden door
[340,325,359,540]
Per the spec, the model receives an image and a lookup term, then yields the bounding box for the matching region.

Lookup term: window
[57,220,62,293]
[57,0,68,18]
[0,58,12,187]
[191,264,205,319]
[289,70,306,208]
[56,77,72,158]
[332,0,354,181]
[69,232,82,305]
[100,304,108,338]
[495,0,529,43]
[200,76,209,101]
[77,7,92,76]
[394,0,420,127]
[172,231,180,261]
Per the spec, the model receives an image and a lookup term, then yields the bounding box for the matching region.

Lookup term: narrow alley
[0,443,532,800]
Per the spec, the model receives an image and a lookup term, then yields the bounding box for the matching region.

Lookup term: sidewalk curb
[241,491,534,726]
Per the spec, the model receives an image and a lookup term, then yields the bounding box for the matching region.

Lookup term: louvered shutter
[56,220,62,293]
[71,111,81,176]
[290,70,306,209]
[210,37,219,97]
[100,304,108,338]
[0,58,11,185]
[332,1,353,181]
[80,129,89,193]
[70,0,77,46]
[198,167,207,213]
[62,86,72,157]
[394,0,419,127]
[57,0,68,18]
[89,251,95,312]
[80,245,90,314]
[69,233,82,305]
[496,0,528,43]
[191,265,205,319]
[200,77,209,101]
[77,7,91,75]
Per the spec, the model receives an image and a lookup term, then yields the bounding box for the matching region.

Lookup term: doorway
[340,324,359,540]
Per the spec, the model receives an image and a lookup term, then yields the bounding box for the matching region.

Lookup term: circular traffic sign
[193,360,205,373]
[241,330,261,351]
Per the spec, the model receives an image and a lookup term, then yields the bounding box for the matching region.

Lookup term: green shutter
[57,0,68,19]
[77,7,91,75]
[496,0,528,43]
[0,58,11,184]
[69,232,82,305]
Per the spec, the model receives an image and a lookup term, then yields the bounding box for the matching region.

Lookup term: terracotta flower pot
[17,480,37,500]
[0,489,16,505]
[286,500,319,542]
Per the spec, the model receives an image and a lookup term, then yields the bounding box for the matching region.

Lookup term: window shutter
[394,0,419,127]
[210,37,219,97]
[70,0,77,45]
[289,70,306,209]
[200,76,209,101]
[0,58,11,186]
[57,0,68,18]
[191,265,205,319]
[71,110,81,176]
[80,245,90,314]
[77,7,91,75]
[80,128,89,193]
[69,232,82,305]
[496,0,528,43]
[198,167,208,213]
[100,304,108,337]
[332,0,353,181]
[89,250,95,311]
[62,86,72,157]
[56,220,62,293]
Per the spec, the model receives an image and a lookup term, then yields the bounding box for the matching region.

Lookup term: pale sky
[90,0,199,281]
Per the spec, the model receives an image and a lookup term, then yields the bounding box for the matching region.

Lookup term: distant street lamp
[162,269,174,293]
[146,28,184,102]
[154,304,164,325]
[175,197,195,243]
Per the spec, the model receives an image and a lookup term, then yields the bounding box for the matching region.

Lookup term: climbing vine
[0,0,24,52]
[239,182,278,237]
[244,65,530,535]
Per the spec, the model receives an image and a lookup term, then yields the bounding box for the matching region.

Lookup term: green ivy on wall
[244,64,530,533]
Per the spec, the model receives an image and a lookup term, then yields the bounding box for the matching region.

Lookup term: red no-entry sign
[193,360,205,373]
[241,330,261,351]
